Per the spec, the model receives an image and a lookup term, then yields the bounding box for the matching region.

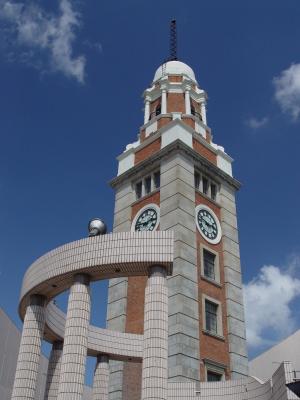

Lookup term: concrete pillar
[141,266,168,400]
[57,273,91,400]
[93,354,109,400]
[144,97,151,124]
[185,87,191,114]
[160,153,200,382]
[200,101,207,125]
[161,88,167,114]
[44,340,63,400]
[11,294,46,400]
[107,181,134,400]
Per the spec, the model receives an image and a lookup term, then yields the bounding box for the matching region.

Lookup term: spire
[169,19,178,61]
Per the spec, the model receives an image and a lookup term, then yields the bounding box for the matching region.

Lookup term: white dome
[153,60,196,82]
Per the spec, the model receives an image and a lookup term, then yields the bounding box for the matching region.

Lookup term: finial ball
[88,218,107,237]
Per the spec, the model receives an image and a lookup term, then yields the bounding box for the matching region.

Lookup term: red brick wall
[134,138,161,165]
[140,129,146,142]
[158,116,172,129]
[167,92,185,113]
[193,138,217,164]
[195,192,231,380]
[182,116,195,129]
[131,191,160,217]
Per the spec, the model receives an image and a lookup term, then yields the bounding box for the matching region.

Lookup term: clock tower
[106,59,248,400]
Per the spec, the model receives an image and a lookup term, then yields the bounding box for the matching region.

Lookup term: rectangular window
[153,171,160,189]
[211,183,217,201]
[203,249,216,281]
[207,371,223,382]
[144,176,151,195]
[203,176,208,195]
[135,181,142,199]
[194,172,200,190]
[205,300,218,334]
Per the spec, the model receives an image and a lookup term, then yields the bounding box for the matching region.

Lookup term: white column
[185,86,191,114]
[144,97,151,124]
[12,294,46,400]
[44,340,63,400]
[92,354,109,400]
[201,101,207,125]
[57,274,91,400]
[141,266,168,400]
[161,88,167,114]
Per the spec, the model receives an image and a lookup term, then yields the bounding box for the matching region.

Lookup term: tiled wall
[167,362,296,400]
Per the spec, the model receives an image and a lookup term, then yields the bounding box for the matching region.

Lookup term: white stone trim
[144,97,151,124]
[195,204,222,245]
[200,101,207,125]
[145,120,158,137]
[117,150,135,176]
[217,151,233,177]
[195,121,207,139]
[131,203,160,232]
[161,121,193,149]
[172,112,182,120]
[185,87,191,114]
[161,88,167,114]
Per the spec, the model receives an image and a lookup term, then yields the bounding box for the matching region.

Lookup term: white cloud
[244,263,300,349]
[0,0,86,83]
[274,63,300,120]
[83,39,103,54]
[245,116,269,129]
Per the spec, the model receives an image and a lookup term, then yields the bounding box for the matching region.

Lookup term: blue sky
[1,0,300,370]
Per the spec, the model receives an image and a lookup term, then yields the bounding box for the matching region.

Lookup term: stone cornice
[110,140,241,190]
[143,78,206,102]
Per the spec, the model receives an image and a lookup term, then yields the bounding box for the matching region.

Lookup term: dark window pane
[205,300,218,334]
[194,172,200,189]
[207,371,222,382]
[153,171,160,189]
[136,181,142,199]
[211,184,217,201]
[144,176,151,194]
[155,105,161,116]
[203,249,215,280]
[203,177,208,194]
[191,104,195,116]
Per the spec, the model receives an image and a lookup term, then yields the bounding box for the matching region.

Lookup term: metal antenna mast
[169,19,178,61]
[162,19,178,76]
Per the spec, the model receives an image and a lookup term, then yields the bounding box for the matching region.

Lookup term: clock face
[195,205,222,244]
[132,204,160,232]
